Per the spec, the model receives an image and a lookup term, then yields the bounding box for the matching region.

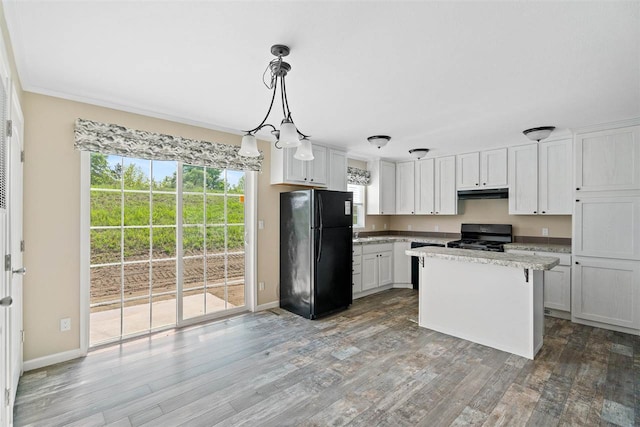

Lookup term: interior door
[8,98,24,400]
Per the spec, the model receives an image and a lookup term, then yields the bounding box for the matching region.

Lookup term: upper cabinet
[575,126,640,193]
[508,139,572,215]
[271,144,328,186]
[327,149,347,191]
[435,156,457,215]
[457,148,507,190]
[415,158,435,215]
[367,160,396,215]
[396,161,415,214]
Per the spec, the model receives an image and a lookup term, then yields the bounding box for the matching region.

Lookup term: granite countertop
[405,246,560,270]
[503,243,572,254]
[353,236,450,245]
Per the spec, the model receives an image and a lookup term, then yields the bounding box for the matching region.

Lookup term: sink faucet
[354,231,359,239]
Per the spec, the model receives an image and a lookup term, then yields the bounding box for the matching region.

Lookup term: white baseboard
[392,283,413,289]
[254,301,279,312]
[24,348,86,371]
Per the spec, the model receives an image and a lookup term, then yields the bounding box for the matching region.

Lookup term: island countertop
[406,246,559,270]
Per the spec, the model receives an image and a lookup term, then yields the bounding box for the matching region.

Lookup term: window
[348,184,365,229]
[88,153,247,346]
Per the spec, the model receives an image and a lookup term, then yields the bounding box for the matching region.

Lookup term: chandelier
[238,44,313,160]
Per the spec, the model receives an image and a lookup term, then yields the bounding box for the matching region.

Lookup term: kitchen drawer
[362,243,393,255]
[353,245,362,256]
[352,263,362,275]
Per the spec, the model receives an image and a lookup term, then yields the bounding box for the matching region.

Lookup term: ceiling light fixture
[523,126,555,142]
[239,44,310,159]
[368,135,391,149]
[409,148,430,159]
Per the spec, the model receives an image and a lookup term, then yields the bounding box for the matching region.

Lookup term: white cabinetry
[328,149,347,191]
[415,158,435,214]
[435,156,457,215]
[361,243,393,291]
[396,161,415,214]
[572,124,640,335]
[574,196,640,260]
[457,149,507,190]
[539,139,573,214]
[393,242,411,286]
[352,245,362,294]
[509,139,573,215]
[367,160,396,215]
[575,126,640,193]
[271,144,328,186]
[507,250,572,317]
[573,257,640,330]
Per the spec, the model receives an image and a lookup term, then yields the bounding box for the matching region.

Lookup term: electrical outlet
[434,225,439,232]
[542,228,549,236]
[258,220,264,230]
[259,282,265,291]
[371,224,376,230]
[60,318,71,332]
[408,224,412,231]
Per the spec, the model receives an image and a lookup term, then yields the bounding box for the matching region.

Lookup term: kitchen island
[406,246,559,359]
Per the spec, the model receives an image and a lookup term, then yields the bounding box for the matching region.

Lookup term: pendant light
[293,137,315,161]
[239,44,311,159]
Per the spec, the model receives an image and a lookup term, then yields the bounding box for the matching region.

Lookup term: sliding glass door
[89,154,246,346]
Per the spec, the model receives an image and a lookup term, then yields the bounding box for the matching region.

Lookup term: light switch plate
[542,228,549,236]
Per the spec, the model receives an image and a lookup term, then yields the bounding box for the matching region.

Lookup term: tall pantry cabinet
[572,124,640,334]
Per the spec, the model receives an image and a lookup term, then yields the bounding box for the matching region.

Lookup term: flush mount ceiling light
[238,44,311,159]
[523,126,555,142]
[368,135,391,149]
[409,148,430,159]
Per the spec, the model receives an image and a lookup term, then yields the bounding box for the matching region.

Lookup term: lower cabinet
[360,244,394,292]
[507,250,572,317]
[572,256,640,331]
[352,245,362,294]
[393,242,411,286]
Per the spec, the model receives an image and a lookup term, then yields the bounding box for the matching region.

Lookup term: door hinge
[20,150,24,163]
[4,388,10,406]
[20,240,24,252]
[6,120,12,137]
[21,330,24,343]
[4,254,11,271]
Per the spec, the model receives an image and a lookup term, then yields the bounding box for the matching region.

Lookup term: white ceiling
[4,1,639,160]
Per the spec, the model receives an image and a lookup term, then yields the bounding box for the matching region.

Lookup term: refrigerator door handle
[317,194,324,262]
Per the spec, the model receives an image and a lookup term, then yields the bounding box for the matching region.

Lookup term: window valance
[347,166,371,185]
[74,118,263,172]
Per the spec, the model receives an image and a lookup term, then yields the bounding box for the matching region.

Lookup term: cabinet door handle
[576,187,580,191]
[475,183,479,186]
[411,211,414,214]
[310,179,314,182]
[533,211,537,214]
[575,261,580,265]
[304,178,307,181]
[576,199,580,202]
[541,211,546,214]
[483,183,486,185]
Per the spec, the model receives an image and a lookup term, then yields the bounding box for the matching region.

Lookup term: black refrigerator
[280,189,353,319]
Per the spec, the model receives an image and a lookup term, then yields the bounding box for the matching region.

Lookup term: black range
[447,223,512,252]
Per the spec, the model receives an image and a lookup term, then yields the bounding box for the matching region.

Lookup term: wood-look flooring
[14,289,639,427]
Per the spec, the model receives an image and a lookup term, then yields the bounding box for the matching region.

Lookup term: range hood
[457,188,509,200]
